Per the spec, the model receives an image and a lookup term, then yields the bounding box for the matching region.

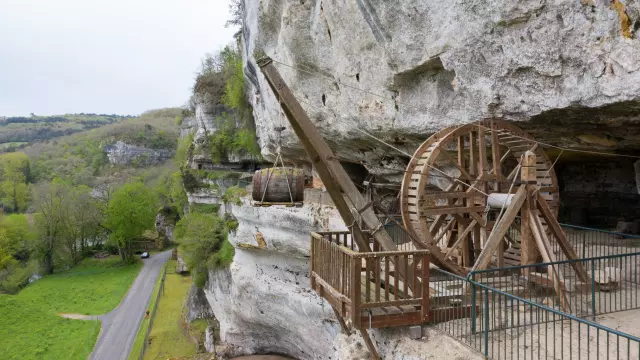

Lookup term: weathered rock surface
[155,206,179,244]
[635,159,640,194]
[243,0,640,165]
[195,1,640,358]
[205,326,216,353]
[104,141,172,166]
[203,192,483,359]
[185,284,216,323]
[176,253,188,274]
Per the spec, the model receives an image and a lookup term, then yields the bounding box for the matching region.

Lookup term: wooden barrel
[252,168,305,203]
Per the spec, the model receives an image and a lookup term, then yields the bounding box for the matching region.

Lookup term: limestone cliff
[104,141,172,166]
[192,1,640,359]
[244,0,640,163]
[203,194,481,359]
[240,0,640,225]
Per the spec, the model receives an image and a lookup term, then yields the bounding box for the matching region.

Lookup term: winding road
[90,249,172,360]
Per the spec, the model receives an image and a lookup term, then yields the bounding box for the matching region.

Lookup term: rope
[354,127,493,198]
[269,57,640,160]
[536,149,564,194]
[487,163,521,241]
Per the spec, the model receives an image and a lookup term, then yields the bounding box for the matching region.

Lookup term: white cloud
[0,0,237,116]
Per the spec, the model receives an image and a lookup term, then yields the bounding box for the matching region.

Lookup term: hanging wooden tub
[252,167,304,206]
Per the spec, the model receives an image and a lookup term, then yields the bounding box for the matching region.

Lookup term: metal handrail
[467,276,640,344]
[467,251,640,277]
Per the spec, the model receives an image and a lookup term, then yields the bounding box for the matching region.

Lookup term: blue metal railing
[432,267,640,359]
[469,252,640,319]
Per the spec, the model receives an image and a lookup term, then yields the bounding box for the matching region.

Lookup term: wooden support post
[351,257,361,329]
[469,131,477,177]
[536,192,590,283]
[360,328,381,360]
[471,186,527,272]
[445,220,478,259]
[491,120,502,191]
[258,58,468,281]
[477,126,488,247]
[332,306,351,335]
[530,212,571,313]
[521,151,539,268]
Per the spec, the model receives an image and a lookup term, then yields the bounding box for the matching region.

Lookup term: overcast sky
[0,0,237,117]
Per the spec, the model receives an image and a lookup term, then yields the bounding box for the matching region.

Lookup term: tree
[106,182,156,263]
[225,0,244,28]
[175,213,233,287]
[0,214,34,262]
[0,152,31,212]
[33,181,66,274]
[153,170,188,217]
[61,185,103,264]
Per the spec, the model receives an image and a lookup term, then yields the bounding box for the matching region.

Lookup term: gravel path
[90,250,172,360]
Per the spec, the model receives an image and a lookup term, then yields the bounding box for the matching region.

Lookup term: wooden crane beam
[258,57,467,276]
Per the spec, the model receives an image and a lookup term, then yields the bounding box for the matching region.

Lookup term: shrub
[222,186,247,206]
[174,213,235,288]
[0,261,37,294]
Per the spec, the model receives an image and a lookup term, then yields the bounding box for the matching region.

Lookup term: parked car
[141,252,150,259]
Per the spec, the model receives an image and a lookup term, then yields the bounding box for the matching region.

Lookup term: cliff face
[104,141,172,166]
[244,0,640,164]
[193,2,640,358]
[203,194,481,360]
[240,0,640,225]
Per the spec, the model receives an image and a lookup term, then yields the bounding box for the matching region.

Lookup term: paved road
[91,250,172,360]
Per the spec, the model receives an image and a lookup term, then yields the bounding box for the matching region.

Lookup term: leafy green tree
[106,181,156,263]
[61,185,104,264]
[174,212,233,287]
[0,214,34,261]
[175,133,193,167]
[0,152,31,212]
[33,181,67,274]
[154,171,188,217]
[220,45,246,112]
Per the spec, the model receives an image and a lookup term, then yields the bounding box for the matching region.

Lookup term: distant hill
[0,113,135,152]
[17,108,183,188]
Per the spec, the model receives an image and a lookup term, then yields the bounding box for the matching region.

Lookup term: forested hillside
[0,108,187,294]
[0,113,132,152]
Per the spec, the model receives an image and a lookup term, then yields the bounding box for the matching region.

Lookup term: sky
[0,0,237,117]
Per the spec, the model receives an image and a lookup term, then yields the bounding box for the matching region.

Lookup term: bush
[174,213,235,288]
[0,261,37,294]
[222,186,247,206]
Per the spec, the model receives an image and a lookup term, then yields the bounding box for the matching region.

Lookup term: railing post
[351,254,361,329]
[483,288,489,358]
[591,259,596,320]
[471,272,477,334]
[421,254,430,321]
[310,235,315,289]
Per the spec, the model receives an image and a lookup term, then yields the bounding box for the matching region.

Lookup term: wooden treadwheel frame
[400,120,560,268]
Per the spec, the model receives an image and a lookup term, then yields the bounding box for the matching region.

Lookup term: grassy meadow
[0,256,141,360]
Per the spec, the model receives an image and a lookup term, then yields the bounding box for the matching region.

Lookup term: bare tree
[225,0,244,28]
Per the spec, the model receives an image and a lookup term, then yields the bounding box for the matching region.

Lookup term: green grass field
[129,261,168,360]
[140,260,199,360]
[0,256,142,360]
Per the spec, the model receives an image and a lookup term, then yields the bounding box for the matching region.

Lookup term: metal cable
[269,57,640,160]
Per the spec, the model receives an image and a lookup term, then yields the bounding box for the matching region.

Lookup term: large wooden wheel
[400,120,559,267]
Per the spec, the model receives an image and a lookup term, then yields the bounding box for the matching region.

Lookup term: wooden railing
[310,231,431,329]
